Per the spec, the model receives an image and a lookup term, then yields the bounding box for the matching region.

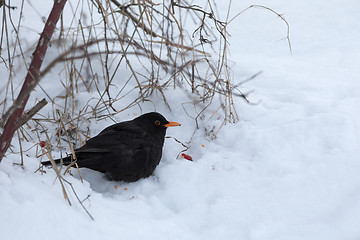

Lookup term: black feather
[41,112,179,182]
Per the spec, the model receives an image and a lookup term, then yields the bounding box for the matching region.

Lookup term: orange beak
[163,121,181,127]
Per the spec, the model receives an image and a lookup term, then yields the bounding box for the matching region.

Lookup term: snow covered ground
[1,0,360,239]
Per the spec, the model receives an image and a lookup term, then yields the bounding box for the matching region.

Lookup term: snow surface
[1,0,360,239]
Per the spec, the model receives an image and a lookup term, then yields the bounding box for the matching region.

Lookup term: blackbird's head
[134,112,181,142]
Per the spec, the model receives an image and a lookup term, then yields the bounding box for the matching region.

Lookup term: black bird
[42,112,181,182]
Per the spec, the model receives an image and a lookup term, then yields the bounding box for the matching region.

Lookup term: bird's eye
[154,120,161,125]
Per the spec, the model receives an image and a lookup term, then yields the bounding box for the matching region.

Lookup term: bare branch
[0,0,67,162]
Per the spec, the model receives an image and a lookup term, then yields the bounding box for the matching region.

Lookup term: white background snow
[1,0,360,239]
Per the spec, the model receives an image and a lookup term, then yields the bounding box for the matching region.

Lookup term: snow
[1,0,360,239]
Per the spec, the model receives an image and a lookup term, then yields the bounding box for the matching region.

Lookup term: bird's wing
[75,121,153,153]
[71,121,159,179]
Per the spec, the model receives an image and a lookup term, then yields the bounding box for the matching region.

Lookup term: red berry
[39,141,46,148]
[181,153,193,161]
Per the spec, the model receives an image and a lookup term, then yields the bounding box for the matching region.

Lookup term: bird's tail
[41,155,73,166]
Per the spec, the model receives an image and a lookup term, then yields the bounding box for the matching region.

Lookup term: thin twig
[62,178,94,221]
[227,5,292,53]
[16,98,48,128]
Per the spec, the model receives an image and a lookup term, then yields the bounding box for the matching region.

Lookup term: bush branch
[0,0,67,162]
